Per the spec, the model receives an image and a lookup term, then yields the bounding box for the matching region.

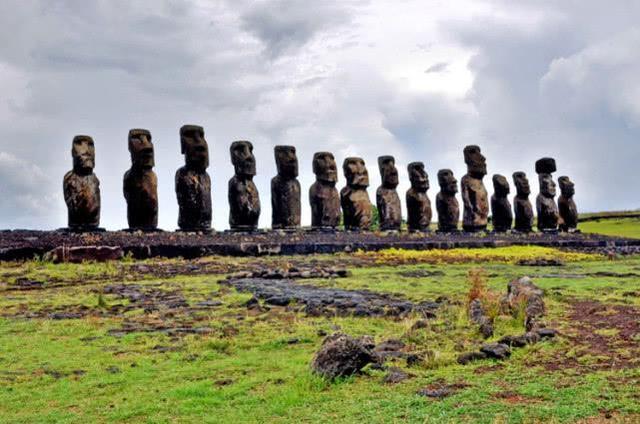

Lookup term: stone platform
[0,229,639,261]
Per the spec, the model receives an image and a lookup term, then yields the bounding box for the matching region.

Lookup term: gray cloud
[425,62,449,73]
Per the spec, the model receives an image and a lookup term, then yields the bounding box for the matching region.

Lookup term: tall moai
[436,169,460,232]
[63,135,101,231]
[535,158,559,233]
[340,157,373,231]
[406,162,432,232]
[175,125,212,231]
[376,156,402,231]
[271,145,301,230]
[490,174,513,232]
[512,172,534,233]
[558,176,578,232]
[229,140,261,232]
[123,129,158,231]
[461,145,489,232]
[309,152,341,230]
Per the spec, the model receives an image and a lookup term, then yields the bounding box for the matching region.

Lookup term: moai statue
[63,135,101,231]
[558,176,578,232]
[271,145,300,230]
[229,140,260,231]
[340,157,373,231]
[535,158,559,233]
[175,125,212,231]
[123,129,158,231]
[490,174,512,232]
[376,156,402,231]
[309,152,341,230]
[512,172,534,233]
[436,169,460,232]
[461,145,489,232]
[405,162,432,232]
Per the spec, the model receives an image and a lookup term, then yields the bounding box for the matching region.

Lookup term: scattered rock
[468,299,494,338]
[44,245,124,263]
[517,258,564,266]
[480,343,511,360]
[382,367,412,384]
[457,351,488,365]
[503,276,546,331]
[311,333,377,380]
[417,382,469,399]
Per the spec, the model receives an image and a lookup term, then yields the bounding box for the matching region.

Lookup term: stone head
[274,145,298,179]
[558,176,575,197]
[539,174,557,198]
[230,140,256,177]
[71,135,95,174]
[128,129,154,171]
[512,172,531,196]
[492,174,510,197]
[408,162,428,192]
[312,152,337,183]
[438,169,458,195]
[180,125,209,172]
[463,145,487,177]
[343,157,369,188]
[378,155,398,189]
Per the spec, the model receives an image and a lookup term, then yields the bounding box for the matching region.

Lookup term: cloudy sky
[0,0,638,230]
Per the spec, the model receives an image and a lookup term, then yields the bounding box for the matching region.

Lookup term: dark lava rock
[480,343,511,360]
[382,367,412,384]
[45,245,124,263]
[517,258,564,266]
[265,296,290,306]
[536,328,558,339]
[503,276,546,331]
[457,351,488,365]
[498,332,540,348]
[468,299,494,338]
[311,333,377,380]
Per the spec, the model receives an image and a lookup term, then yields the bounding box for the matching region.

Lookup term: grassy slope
[579,217,640,239]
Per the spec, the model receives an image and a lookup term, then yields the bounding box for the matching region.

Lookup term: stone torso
[175,166,212,230]
[271,176,301,229]
[309,182,340,229]
[536,194,559,231]
[406,189,431,231]
[436,192,459,232]
[376,187,402,230]
[124,169,158,229]
[340,187,372,230]
[461,175,489,231]
[491,195,513,232]
[558,196,578,231]
[513,196,534,232]
[229,176,261,230]
[63,171,101,229]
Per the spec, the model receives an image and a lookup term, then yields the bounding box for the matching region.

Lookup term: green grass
[580,217,640,239]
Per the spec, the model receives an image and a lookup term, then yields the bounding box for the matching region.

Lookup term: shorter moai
[175,125,212,231]
[406,162,432,232]
[461,145,489,232]
[376,156,402,231]
[63,135,101,231]
[229,140,261,231]
[535,158,559,233]
[123,129,158,231]
[491,174,512,232]
[436,169,460,232]
[271,145,300,230]
[512,172,534,233]
[558,176,578,232]
[340,157,372,231]
[309,152,341,230]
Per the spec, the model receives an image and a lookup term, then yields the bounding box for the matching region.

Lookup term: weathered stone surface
[480,342,511,359]
[461,145,489,232]
[536,158,559,233]
[457,351,488,365]
[491,174,512,232]
[311,333,377,379]
[503,276,545,331]
[175,125,212,231]
[63,135,101,231]
[376,156,402,231]
[271,146,300,230]
[229,141,260,231]
[436,169,460,232]
[309,152,341,230]
[44,245,124,263]
[341,157,372,231]
[469,299,494,338]
[406,162,432,232]
[123,129,158,231]
[512,172,534,233]
[382,367,412,384]
[558,176,578,232]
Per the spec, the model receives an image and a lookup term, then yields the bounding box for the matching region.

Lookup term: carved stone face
[231,140,256,177]
[540,174,557,198]
[128,129,154,171]
[438,169,458,194]
[313,152,337,183]
[274,145,298,178]
[408,162,428,191]
[72,135,95,174]
[558,176,575,197]
[343,157,369,188]
[180,125,209,172]
[378,156,398,189]
[513,172,531,196]
[492,174,510,197]
[463,145,487,177]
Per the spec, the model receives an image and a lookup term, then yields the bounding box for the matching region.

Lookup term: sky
[0,0,638,230]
